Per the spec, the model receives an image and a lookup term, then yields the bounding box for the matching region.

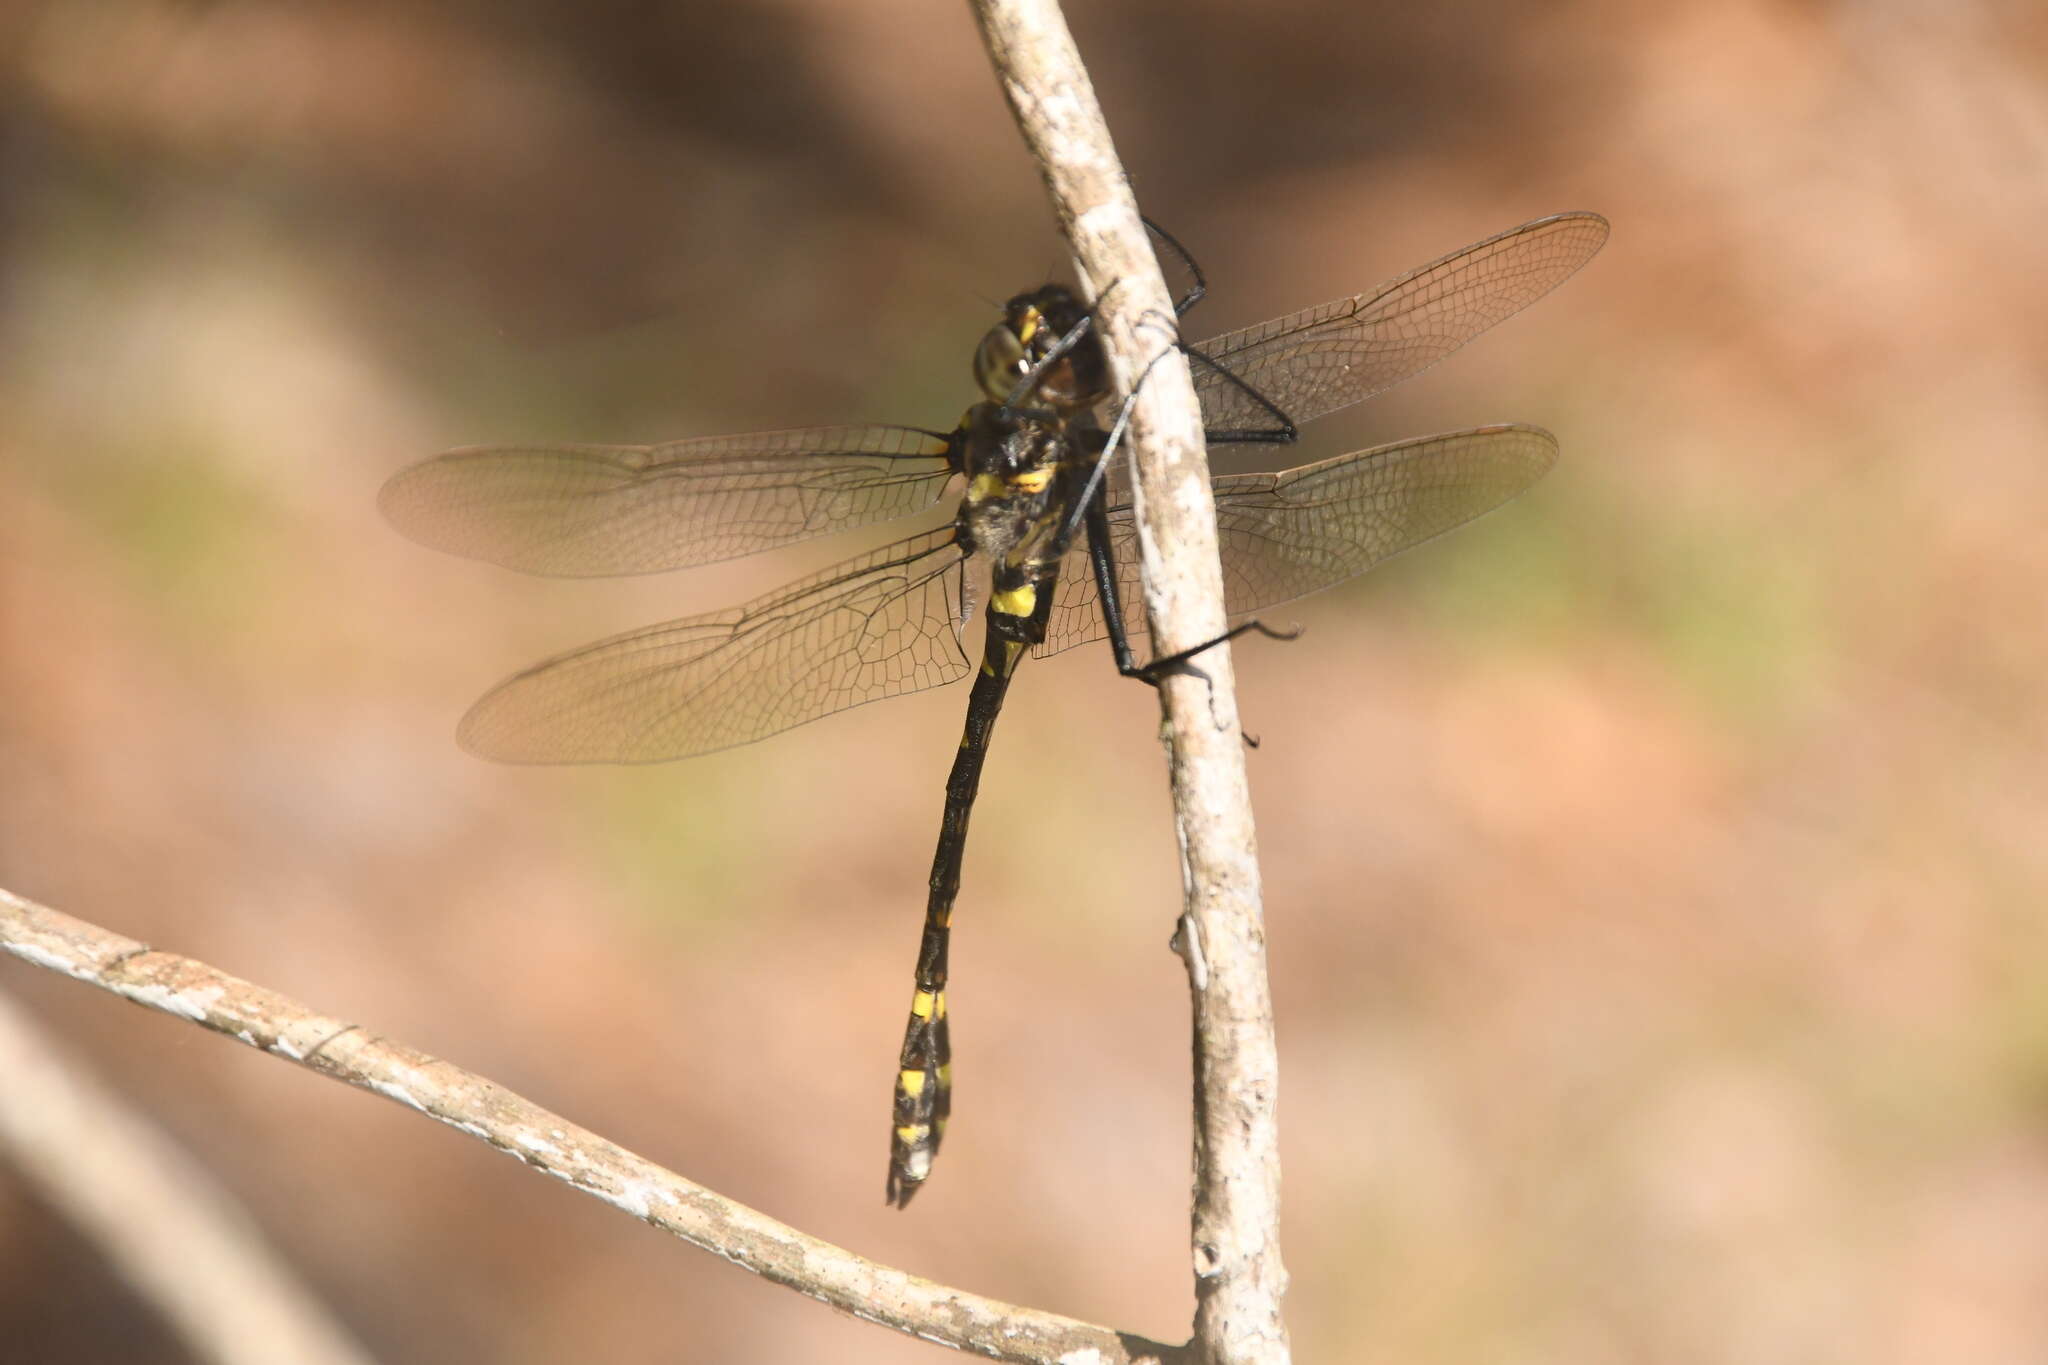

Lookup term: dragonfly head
[973,285,1109,413]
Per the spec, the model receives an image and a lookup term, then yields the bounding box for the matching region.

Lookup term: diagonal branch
[0,885,1181,1365]
[966,3,1291,1362]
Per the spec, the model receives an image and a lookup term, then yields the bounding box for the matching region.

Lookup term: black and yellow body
[377,211,1606,1211]
[884,280,1311,1202]
[887,294,1113,1204]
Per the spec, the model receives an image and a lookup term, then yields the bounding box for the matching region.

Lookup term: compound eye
[973,324,1028,402]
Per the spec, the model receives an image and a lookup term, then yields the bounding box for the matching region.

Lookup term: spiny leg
[1073,428,1302,690]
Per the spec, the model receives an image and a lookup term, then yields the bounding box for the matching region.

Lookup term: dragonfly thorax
[954,402,1075,570]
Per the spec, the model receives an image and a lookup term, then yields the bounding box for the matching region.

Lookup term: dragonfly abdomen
[886,583,1040,1207]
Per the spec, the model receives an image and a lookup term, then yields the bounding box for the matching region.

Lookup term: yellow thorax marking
[967,472,1006,503]
[990,583,1037,619]
[1009,467,1053,494]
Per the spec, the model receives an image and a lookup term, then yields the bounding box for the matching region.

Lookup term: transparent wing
[379,424,957,577]
[1189,212,1607,438]
[460,527,973,762]
[1034,425,1558,659]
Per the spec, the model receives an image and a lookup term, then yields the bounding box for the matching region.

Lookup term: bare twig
[0,984,377,1365]
[0,886,1180,1365]
[966,3,1290,1363]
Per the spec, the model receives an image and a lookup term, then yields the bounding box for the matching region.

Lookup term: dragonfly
[379,210,1608,1205]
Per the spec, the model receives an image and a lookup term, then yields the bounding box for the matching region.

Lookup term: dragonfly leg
[1182,343,1299,447]
[1128,618,1302,687]
[1142,214,1208,318]
[1126,618,1301,740]
[1079,476,1302,688]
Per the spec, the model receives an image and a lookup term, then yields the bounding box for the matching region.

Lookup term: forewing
[380,424,956,576]
[460,527,972,761]
[1189,212,1607,438]
[1035,425,1558,659]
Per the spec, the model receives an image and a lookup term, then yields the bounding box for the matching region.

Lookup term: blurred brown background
[4,1,2047,1361]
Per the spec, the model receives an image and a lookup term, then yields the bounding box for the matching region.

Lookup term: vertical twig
[966,4,1290,1362]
